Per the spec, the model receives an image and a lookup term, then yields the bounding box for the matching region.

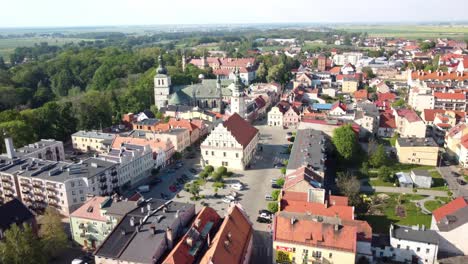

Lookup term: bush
[204,165,214,174]
[280,167,286,175]
[199,171,209,179]
[276,178,285,187]
[211,171,223,182]
[268,202,279,213]
[378,166,393,182]
[272,190,281,201]
[216,166,227,176]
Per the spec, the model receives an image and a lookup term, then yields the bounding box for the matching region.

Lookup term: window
[397,244,400,249]
[81,197,85,202]
[329,253,332,258]
[73,198,77,203]
[312,251,321,258]
[72,191,76,195]
[71,182,75,187]
[211,151,214,156]
[406,246,410,250]
[205,151,208,155]
[223,152,226,157]
[417,247,420,252]
[79,190,83,194]
[236,153,239,158]
[426,248,430,254]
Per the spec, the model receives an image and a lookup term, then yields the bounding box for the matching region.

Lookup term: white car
[231,183,243,191]
[259,212,272,220]
[225,195,236,201]
[222,197,232,203]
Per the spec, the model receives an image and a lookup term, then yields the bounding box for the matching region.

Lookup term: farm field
[0,37,91,60]
[337,25,468,39]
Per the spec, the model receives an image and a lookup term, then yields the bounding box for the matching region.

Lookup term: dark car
[271,183,281,189]
[274,162,285,168]
[457,179,467,185]
[451,172,461,177]
[149,178,162,185]
[256,217,272,224]
[189,168,197,174]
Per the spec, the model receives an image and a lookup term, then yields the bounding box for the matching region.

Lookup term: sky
[1,0,467,28]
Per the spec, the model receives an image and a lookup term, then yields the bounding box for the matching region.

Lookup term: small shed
[410,170,432,188]
[396,172,414,188]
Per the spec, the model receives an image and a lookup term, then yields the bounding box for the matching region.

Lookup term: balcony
[111,178,118,184]
[111,171,117,177]
[32,182,42,188]
[99,184,108,191]
[99,177,107,183]
[33,188,44,195]
[4,192,14,197]
[20,181,31,187]
[1,178,11,183]
[21,189,30,194]
[78,223,85,229]
[3,185,14,191]
[46,185,56,191]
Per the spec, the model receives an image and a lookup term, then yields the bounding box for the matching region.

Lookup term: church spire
[156,54,167,75]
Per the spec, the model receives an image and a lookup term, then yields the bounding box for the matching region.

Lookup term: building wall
[378,127,395,138]
[268,107,284,127]
[70,216,111,248]
[273,240,356,264]
[389,235,438,264]
[409,93,435,112]
[431,216,468,256]
[398,119,427,138]
[72,135,112,153]
[342,81,359,93]
[395,144,439,166]
[146,130,190,152]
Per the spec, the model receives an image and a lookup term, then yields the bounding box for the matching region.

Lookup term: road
[360,185,449,197]
[438,166,468,198]
[129,122,291,264]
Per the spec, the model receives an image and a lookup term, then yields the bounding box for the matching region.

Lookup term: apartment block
[395,138,439,166]
[72,131,116,153]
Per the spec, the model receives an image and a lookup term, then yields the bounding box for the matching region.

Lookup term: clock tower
[154,55,171,109]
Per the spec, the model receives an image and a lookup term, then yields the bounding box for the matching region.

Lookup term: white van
[137,185,150,193]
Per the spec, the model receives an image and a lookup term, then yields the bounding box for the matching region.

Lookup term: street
[127,122,291,264]
[438,166,468,198]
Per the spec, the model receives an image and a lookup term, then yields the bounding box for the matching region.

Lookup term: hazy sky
[2,0,467,27]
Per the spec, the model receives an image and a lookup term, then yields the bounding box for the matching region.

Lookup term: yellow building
[395,137,439,166]
[342,78,359,93]
[273,211,358,264]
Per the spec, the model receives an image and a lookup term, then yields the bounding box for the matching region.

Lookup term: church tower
[154,55,171,109]
[230,68,246,118]
[216,75,224,113]
[182,50,186,72]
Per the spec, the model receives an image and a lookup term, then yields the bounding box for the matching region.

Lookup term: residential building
[199,204,253,264]
[283,106,301,128]
[445,123,468,161]
[0,198,37,239]
[342,77,359,93]
[283,167,324,192]
[8,139,65,161]
[111,136,174,167]
[410,170,432,188]
[72,131,116,153]
[94,200,196,264]
[431,197,468,256]
[268,105,284,127]
[188,57,257,85]
[378,111,397,137]
[139,128,191,152]
[408,70,468,87]
[329,101,348,116]
[163,207,222,264]
[132,118,161,132]
[333,52,363,66]
[354,103,380,136]
[394,109,427,138]
[201,113,259,170]
[395,138,439,166]
[373,224,439,264]
[287,129,329,179]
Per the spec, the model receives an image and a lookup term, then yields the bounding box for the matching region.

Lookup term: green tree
[361,67,376,79]
[378,166,393,182]
[276,178,285,187]
[150,105,159,116]
[0,223,45,264]
[369,144,387,168]
[0,120,35,152]
[216,166,227,176]
[256,63,268,82]
[336,172,361,206]
[156,112,164,119]
[211,171,223,182]
[173,152,182,160]
[392,99,406,108]
[189,182,201,198]
[267,202,279,213]
[272,189,281,201]
[0,56,6,70]
[40,208,68,259]
[280,167,286,175]
[164,116,170,123]
[332,124,359,163]
[199,171,209,180]
[204,165,214,174]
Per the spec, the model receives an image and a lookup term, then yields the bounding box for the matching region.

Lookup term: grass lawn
[369,178,395,187]
[337,25,468,40]
[359,193,432,234]
[424,200,444,212]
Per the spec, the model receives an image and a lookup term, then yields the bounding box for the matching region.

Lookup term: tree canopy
[332,124,359,163]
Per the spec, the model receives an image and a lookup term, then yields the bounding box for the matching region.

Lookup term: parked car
[149,178,162,185]
[451,171,461,177]
[457,179,467,185]
[169,185,177,192]
[259,212,272,220]
[271,179,278,184]
[231,183,243,190]
[71,256,94,264]
[229,191,238,198]
[189,168,197,174]
[271,183,281,189]
[265,194,274,201]
[256,217,272,224]
[137,185,150,193]
[258,209,272,215]
[222,197,233,203]
[225,195,236,201]
[274,163,285,168]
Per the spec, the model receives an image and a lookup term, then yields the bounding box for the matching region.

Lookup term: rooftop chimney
[5,137,16,159]
[166,227,174,249]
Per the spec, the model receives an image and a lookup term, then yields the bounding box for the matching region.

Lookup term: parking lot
[126,123,291,264]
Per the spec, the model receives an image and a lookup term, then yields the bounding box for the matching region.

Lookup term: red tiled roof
[280,191,354,220]
[379,112,397,129]
[70,196,108,221]
[424,109,466,122]
[434,92,466,100]
[433,197,468,222]
[395,109,422,123]
[329,66,341,74]
[199,205,253,264]
[331,101,347,111]
[223,113,259,148]
[461,133,468,149]
[164,207,221,264]
[353,89,368,100]
[411,71,468,81]
[274,214,357,252]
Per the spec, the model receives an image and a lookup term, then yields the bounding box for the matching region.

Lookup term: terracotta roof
[163,207,222,264]
[168,118,198,132]
[377,92,396,102]
[433,197,468,222]
[434,92,466,100]
[424,109,466,122]
[379,112,397,129]
[280,191,354,220]
[70,196,108,221]
[447,123,468,138]
[329,66,341,74]
[274,213,357,252]
[223,113,259,148]
[112,135,173,154]
[331,101,347,111]
[199,205,253,264]
[353,89,368,100]
[461,133,468,149]
[411,71,468,81]
[395,109,422,123]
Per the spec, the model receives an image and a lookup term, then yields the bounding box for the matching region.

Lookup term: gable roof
[434,92,466,100]
[379,112,397,129]
[353,89,368,100]
[433,197,468,222]
[331,101,347,112]
[283,166,324,190]
[0,199,35,230]
[163,207,221,264]
[395,109,422,123]
[70,196,109,222]
[199,205,253,264]
[223,113,258,148]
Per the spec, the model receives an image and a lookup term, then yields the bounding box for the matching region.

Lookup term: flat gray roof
[72,131,116,140]
[397,137,438,147]
[287,129,328,173]
[392,225,438,245]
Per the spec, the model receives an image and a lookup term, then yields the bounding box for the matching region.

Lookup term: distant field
[0,37,91,60]
[337,25,468,40]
